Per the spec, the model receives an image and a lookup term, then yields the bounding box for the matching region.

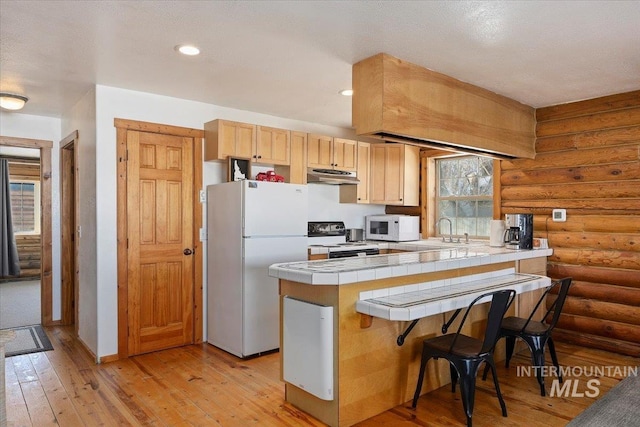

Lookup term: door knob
[183,248,193,255]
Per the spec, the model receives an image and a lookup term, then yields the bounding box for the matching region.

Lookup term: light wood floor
[5,326,638,427]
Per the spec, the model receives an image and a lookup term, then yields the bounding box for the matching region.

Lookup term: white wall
[61,88,98,357]
[93,85,385,357]
[0,111,62,319]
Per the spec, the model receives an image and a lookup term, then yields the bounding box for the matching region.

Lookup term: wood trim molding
[114,118,204,138]
[0,136,52,148]
[192,136,204,343]
[493,160,502,219]
[59,131,79,331]
[116,127,128,359]
[59,130,79,148]
[0,136,53,326]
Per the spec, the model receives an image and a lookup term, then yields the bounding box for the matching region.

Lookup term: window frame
[9,178,41,235]
[434,155,495,239]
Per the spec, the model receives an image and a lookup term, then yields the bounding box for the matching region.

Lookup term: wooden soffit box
[352,53,536,159]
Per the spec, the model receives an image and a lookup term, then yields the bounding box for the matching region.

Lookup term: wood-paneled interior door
[126,130,195,355]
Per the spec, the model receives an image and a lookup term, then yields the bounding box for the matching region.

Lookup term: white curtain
[1,159,20,276]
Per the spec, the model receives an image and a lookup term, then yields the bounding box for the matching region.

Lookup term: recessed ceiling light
[339,89,354,96]
[175,44,200,56]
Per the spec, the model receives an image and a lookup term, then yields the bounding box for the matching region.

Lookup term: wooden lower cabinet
[308,252,328,260]
[279,259,542,426]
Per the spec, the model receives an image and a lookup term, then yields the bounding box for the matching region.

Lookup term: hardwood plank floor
[4,326,638,427]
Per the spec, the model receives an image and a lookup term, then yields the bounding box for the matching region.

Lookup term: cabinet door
[307,134,333,169]
[356,141,370,203]
[370,144,388,204]
[370,144,415,205]
[288,131,307,184]
[256,126,290,165]
[332,138,357,171]
[339,141,370,204]
[204,119,256,161]
[402,145,420,206]
[235,122,256,160]
[383,144,405,204]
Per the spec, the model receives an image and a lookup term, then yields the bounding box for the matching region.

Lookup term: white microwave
[365,215,420,242]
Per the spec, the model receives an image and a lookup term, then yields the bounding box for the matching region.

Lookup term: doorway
[0,136,53,326]
[60,131,79,332]
[115,119,203,358]
[0,153,41,328]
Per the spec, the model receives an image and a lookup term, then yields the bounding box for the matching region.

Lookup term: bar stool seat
[412,289,516,427]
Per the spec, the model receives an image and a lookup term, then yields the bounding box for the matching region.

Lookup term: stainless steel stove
[308,221,380,258]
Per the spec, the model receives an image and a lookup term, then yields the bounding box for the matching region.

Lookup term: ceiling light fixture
[339,89,354,96]
[0,93,29,110]
[175,44,200,56]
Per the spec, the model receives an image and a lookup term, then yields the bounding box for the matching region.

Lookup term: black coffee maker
[504,214,534,250]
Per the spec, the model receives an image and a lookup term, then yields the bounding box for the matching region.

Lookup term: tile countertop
[270,242,553,286]
[307,238,486,255]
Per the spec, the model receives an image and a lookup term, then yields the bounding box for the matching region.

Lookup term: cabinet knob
[258,155,262,159]
[253,155,257,159]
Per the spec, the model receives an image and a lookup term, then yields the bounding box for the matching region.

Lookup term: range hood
[352,53,537,159]
[307,168,359,185]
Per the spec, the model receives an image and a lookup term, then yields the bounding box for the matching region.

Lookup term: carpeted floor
[1,324,53,357]
[567,372,640,426]
[0,279,40,329]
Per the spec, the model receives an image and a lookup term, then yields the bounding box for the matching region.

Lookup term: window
[436,156,493,238]
[10,180,41,234]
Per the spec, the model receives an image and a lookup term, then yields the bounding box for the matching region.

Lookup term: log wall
[500,90,640,356]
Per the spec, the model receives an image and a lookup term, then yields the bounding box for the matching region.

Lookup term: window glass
[436,156,493,238]
[10,181,40,234]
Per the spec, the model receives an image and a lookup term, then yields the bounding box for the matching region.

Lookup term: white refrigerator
[207,180,308,358]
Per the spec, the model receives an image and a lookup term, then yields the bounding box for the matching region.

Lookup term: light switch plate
[199,189,206,203]
[552,209,566,222]
[199,228,207,241]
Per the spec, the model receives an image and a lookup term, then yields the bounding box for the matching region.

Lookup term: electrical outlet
[199,189,206,203]
[552,209,566,222]
[199,228,207,241]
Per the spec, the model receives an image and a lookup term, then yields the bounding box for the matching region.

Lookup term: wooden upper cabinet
[275,131,307,185]
[204,119,256,161]
[340,141,370,204]
[307,134,334,169]
[307,135,357,171]
[205,120,290,165]
[256,126,290,165]
[332,138,358,171]
[370,143,419,206]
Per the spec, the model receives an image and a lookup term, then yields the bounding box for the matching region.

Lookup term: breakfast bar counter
[271,245,553,427]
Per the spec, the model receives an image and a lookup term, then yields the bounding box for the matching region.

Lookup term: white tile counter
[306,238,486,256]
[271,244,553,285]
[356,268,551,321]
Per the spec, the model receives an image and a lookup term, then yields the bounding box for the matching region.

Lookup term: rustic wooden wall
[500,90,640,356]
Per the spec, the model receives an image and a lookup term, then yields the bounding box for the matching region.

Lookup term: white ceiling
[1,1,639,129]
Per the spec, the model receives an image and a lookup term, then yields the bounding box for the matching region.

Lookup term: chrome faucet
[435,217,454,243]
